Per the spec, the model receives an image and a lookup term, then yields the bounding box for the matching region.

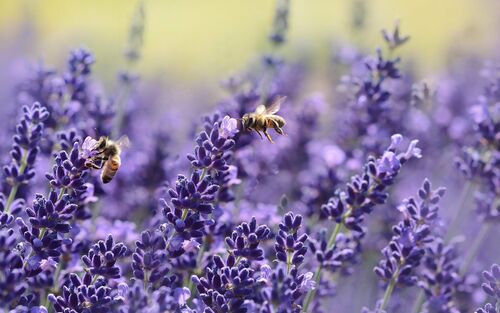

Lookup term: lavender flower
[132,230,170,286]
[225,217,271,262]
[475,264,500,313]
[1,103,49,217]
[418,240,460,313]
[0,228,25,308]
[81,234,127,280]
[275,212,308,270]
[371,179,445,312]
[48,272,123,313]
[191,255,257,313]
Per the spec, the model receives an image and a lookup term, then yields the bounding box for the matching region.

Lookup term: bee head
[97,136,108,150]
[241,115,254,130]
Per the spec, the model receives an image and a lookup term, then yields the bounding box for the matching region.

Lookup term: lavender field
[0,1,498,313]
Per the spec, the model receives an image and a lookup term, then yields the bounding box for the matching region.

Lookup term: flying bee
[241,96,286,143]
[84,135,130,184]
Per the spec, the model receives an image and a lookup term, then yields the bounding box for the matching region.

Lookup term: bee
[241,96,286,143]
[84,135,130,184]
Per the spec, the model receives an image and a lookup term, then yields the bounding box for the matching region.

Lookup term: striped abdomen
[101,154,121,184]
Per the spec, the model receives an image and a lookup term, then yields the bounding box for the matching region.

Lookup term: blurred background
[0,0,499,89]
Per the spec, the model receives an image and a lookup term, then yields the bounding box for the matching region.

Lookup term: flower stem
[380,266,400,312]
[57,187,67,201]
[410,289,425,313]
[302,222,342,312]
[446,181,473,240]
[199,168,207,181]
[23,227,47,268]
[187,239,207,303]
[459,223,491,276]
[286,252,292,275]
[4,152,28,214]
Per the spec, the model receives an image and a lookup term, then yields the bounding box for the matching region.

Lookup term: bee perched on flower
[240,96,287,143]
[82,135,130,184]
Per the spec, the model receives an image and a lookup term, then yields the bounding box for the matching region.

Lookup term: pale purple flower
[40,258,58,272]
[260,264,272,282]
[227,165,242,186]
[174,287,191,306]
[389,134,403,149]
[377,151,400,174]
[404,139,422,159]
[219,115,239,138]
[117,282,129,298]
[182,239,201,253]
[82,183,99,204]
[300,272,316,292]
[30,307,48,313]
[81,136,100,159]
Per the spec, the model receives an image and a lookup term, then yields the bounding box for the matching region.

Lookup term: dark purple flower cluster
[48,272,123,313]
[275,212,308,270]
[225,217,271,261]
[418,240,460,313]
[370,179,446,312]
[1,103,49,220]
[192,254,256,313]
[321,134,422,234]
[475,264,500,313]
[81,234,127,280]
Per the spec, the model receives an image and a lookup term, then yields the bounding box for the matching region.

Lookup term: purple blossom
[219,115,239,138]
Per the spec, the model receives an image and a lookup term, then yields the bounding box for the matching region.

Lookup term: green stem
[459,223,491,276]
[446,181,473,240]
[302,265,322,312]
[52,261,63,293]
[380,266,400,312]
[181,208,189,220]
[41,292,50,310]
[234,256,242,266]
[57,187,67,201]
[143,269,150,289]
[23,227,47,268]
[165,209,189,249]
[199,168,207,181]
[4,152,28,214]
[303,222,342,312]
[327,223,342,247]
[286,252,292,275]
[410,290,425,313]
[187,239,207,302]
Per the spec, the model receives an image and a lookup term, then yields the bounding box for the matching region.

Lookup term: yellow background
[0,0,498,84]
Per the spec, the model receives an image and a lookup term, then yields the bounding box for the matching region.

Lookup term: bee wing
[255,105,266,115]
[115,135,131,150]
[265,96,286,114]
[83,136,100,151]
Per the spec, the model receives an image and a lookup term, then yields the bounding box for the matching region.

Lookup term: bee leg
[85,156,106,169]
[263,129,274,143]
[254,130,264,140]
[85,160,103,170]
[270,120,285,136]
[274,126,285,136]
